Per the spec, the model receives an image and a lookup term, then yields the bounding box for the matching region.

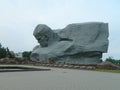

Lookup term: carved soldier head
[33,24,60,47]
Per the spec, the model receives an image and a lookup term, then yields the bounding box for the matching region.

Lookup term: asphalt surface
[0,66,120,90]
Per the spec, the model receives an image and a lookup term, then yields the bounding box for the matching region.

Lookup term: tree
[0,43,1,48]
[0,43,7,59]
[9,51,15,58]
[106,57,115,63]
[106,57,120,66]
[0,43,15,59]
[6,47,10,57]
[22,51,31,60]
[0,47,7,59]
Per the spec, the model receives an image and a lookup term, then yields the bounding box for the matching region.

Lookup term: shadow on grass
[0,65,51,72]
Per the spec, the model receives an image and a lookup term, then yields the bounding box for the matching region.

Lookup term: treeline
[105,57,120,66]
[0,43,32,60]
[22,51,31,60]
[0,43,15,59]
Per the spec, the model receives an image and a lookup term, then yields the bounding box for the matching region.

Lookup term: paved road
[0,66,120,90]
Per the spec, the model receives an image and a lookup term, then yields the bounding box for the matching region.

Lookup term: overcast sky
[0,0,120,60]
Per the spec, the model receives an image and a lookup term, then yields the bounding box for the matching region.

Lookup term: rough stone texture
[31,22,109,64]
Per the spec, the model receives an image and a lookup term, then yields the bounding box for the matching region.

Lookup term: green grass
[96,69,120,73]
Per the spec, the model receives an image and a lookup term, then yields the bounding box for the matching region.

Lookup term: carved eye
[37,36,42,41]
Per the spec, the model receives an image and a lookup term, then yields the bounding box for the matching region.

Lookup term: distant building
[15,52,23,58]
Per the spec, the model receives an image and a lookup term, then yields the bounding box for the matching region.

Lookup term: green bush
[106,57,120,66]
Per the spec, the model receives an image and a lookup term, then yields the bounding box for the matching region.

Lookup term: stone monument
[30,22,109,64]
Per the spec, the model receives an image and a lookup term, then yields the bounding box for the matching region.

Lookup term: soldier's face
[35,34,49,47]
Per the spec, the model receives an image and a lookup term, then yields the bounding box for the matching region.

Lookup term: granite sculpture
[30,22,109,64]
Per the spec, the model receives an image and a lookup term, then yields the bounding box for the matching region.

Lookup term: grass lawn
[96,69,120,73]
